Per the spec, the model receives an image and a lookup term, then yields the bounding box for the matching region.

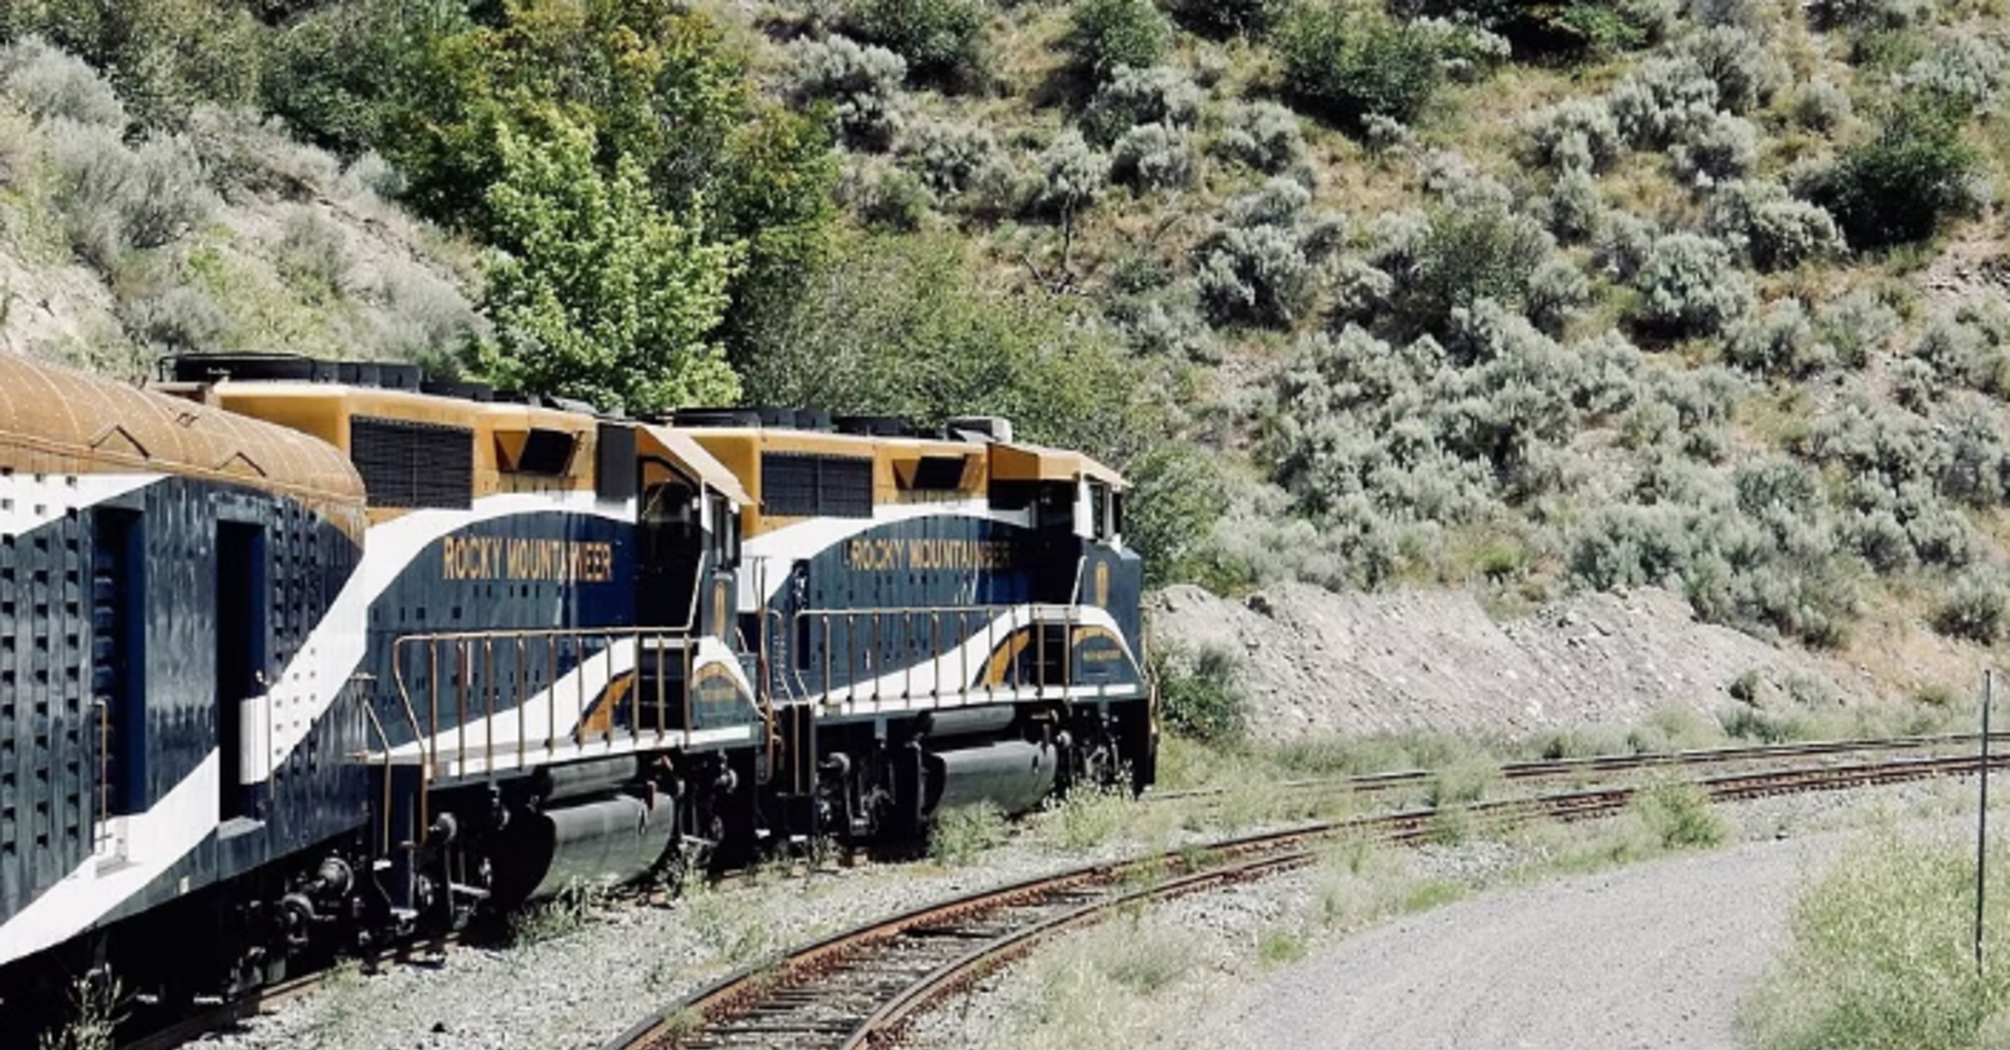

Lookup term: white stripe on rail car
[0,751,218,965]
[739,500,1032,606]
[243,491,634,783]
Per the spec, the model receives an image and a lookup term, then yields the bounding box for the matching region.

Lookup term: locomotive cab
[680,413,1154,844]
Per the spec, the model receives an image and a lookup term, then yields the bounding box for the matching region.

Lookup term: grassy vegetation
[505,879,611,945]
[1743,830,2010,1050]
[930,803,1009,865]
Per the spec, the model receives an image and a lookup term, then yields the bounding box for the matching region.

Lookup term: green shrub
[1674,24,1779,115]
[273,207,351,298]
[788,35,908,151]
[1933,572,2009,643]
[1388,197,1556,343]
[846,162,934,230]
[1743,832,2010,1050]
[1897,34,2006,115]
[1066,0,1171,79]
[929,803,1007,865]
[1081,64,1202,145]
[0,37,126,128]
[845,0,991,92]
[1725,301,1828,379]
[1195,177,1343,330]
[1632,782,1727,849]
[1028,128,1110,221]
[1111,122,1196,191]
[1523,97,1622,174]
[1706,181,1844,273]
[1409,0,1660,58]
[1791,77,1852,133]
[1152,643,1247,743]
[10,0,265,128]
[1214,100,1306,174]
[1274,2,1444,133]
[1817,96,1980,251]
[1122,443,1229,586]
[1807,0,1924,30]
[897,116,1011,198]
[1607,56,1718,148]
[1671,111,1758,184]
[1627,232,1752,339]
[49,119,214,270]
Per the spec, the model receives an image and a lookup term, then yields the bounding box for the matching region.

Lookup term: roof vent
[834,415,917,437]
[673,408,762,428]
[422,379,495,402]
[167,353,335,384]
[945,416,1013,443]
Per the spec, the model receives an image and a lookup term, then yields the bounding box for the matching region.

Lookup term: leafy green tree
[476,112,741,414]
[1123,442,1229,587]
[1066,0,1172,80]
[261,0,459,157]
[376,0,837,357]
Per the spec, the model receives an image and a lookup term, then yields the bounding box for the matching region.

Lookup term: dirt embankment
[1148,583,1910,743]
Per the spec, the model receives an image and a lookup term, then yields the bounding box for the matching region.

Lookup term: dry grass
[36,974,124,1050]
[981,919,1202,1049]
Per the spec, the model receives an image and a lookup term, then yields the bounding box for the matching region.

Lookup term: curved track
[605,747,2010,1050]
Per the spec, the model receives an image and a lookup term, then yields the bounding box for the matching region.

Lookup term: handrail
[786,602,1109,705]
[384,625,717,781]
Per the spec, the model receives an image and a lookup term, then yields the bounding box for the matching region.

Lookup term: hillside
[4,0,2010,711]
[0,40,482,378]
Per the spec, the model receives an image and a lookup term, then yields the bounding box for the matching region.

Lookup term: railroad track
[607,748,2010,1050]
[1145,731,2010,805]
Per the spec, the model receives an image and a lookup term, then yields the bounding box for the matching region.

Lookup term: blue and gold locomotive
[0,353,1152,1014]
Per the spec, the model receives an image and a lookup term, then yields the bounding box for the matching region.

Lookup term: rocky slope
[1149,581,1968,741]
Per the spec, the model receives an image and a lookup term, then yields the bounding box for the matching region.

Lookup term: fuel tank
[489,793,677,904]
[924,741,1059,816]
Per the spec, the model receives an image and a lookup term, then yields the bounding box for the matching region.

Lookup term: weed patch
[1634,782,1729,850]
[929,803,1007,866]
[1743,831,2010,1050]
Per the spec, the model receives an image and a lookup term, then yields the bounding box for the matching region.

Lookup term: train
[0,351,1152,1020]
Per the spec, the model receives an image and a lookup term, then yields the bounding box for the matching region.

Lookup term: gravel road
[1179,835,1832,1050]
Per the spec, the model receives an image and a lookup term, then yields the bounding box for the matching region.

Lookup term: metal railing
[788,603,1120,708]
[385,626,722,784]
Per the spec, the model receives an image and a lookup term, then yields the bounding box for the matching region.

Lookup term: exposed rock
[1148,583,1872,742]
